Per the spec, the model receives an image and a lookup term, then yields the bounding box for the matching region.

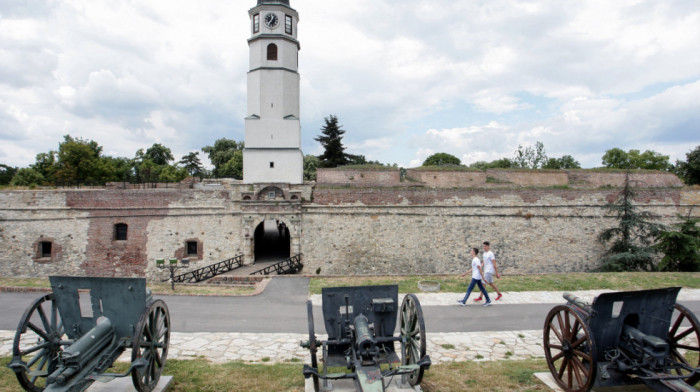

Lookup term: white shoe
[482,301,492,307]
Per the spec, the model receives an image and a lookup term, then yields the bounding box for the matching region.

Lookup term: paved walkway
[3,288,698,365]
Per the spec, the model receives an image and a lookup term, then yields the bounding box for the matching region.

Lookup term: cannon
[8,276,170,392]
[301,285,431,391]
[543,287,700,392]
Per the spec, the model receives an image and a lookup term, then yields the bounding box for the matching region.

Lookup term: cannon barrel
[563,293,591,313]
[354,314,376,355]
[48,317,116,385]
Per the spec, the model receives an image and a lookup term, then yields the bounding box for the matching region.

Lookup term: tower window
[40,241,52,258]
[186,241,198,256]
[253,14,260,33]
[285,15,293,35]
[270,162,275,168]
[267,43,278,61]
[114,223,128,241]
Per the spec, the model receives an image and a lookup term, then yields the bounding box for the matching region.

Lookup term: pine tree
[315,115,350,168]
[655,213,700,272]
[597,172,664,271]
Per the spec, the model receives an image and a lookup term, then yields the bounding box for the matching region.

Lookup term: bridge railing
[169,254,244,283]
[249,254,303,276]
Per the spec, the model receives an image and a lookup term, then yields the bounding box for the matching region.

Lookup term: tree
[304,155,320,181]
[597,173,664,271]
[55,135,110,184]
[512,141,547,169]
[602,148,671,171]
[143,143,174,165]
[543,155,581,169]
[179,152,205,177]
[315,115,351,168]
[218,150,243,179]
[10,168,45,187]
[0,164,18,186]
[422,153,461,166]
[32,151,58,184]
[654,214,700,272]
[675,145,700,185]
[201,138,244,177]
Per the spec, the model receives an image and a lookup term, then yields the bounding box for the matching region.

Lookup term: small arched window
[267,44,278,61]
[114,223,128,241]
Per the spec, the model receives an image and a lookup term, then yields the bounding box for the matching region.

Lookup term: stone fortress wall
[0,170,696,280]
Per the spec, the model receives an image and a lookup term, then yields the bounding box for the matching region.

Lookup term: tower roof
[257,0,290,5]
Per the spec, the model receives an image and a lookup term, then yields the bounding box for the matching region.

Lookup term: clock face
[264,13,279,28]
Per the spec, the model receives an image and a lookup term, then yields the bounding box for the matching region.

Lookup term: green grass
[308,272,700,294]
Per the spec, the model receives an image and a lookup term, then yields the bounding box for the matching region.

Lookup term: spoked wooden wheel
[11,293,68,392]
[131,299,170,392]
[543,305,596,392]
[306,300,320,392]
[668,303,700,385]
[400,294,426,386]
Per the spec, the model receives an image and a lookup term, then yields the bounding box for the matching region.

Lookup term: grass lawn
[0,278,256,296]
[308,272,700,294]
[0,357,550,392]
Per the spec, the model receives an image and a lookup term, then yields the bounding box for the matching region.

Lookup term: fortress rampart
[0,170,696,279]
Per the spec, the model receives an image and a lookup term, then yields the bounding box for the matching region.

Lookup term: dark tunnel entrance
[253,219,291,262]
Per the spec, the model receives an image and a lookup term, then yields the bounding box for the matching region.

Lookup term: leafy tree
[32,151,58,184]
[512,141,547,169]
[55,135,111,184]
[179,152,205,177]
[469,158,514,170]
[602,148,671,171]
[597,173,664,271]
[675,145,700,185]
[543,155,581,169]
[201,138,244,177]
[10,168,45,187]
[0,164,18,185]
[315,115,351,168]
[654,214,700,272]
[303,155,320,181]
[423,153,461,166]
[143,143,174,165]
[101,156,136,182]
[218,150,243,179]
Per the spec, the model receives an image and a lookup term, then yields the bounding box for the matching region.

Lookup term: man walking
[475,241,502,302]
[457,247,492,307]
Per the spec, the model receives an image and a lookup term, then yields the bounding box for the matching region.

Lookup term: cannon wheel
[131,299,170,392]
[400,294,426,386]
[12,293,67,392]
[306,300,320,392]
[669,303,700,385]
[543,305,596,392]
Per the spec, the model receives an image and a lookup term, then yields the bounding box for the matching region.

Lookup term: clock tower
[243,0,303,184]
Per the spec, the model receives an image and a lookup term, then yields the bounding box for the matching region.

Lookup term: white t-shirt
[471,257,482,280]
[483,251,495,274]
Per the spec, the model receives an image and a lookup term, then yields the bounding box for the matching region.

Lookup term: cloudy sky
[1,0,699,169]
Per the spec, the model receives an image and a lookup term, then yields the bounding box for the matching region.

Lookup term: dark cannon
[301,285,431,391]
[8,276,170,392]
[543,287,700,392]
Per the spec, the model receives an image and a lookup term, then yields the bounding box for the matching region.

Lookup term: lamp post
[157,258,190,290]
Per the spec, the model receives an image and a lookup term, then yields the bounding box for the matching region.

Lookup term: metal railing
[169,254,244,283]
[250,254,303,276]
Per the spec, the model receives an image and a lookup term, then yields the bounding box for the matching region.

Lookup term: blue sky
[1,0,699,169]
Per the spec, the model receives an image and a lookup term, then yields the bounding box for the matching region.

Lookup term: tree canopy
[315,115,352,168]
[201,138,244,178]
[601,148,671,171]
[423,153,461,166]
[675,145,700,185]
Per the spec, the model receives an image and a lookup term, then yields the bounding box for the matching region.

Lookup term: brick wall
[485,169,569,187]
[406,169,486,187]
[316,168,401,186]
[567,171,684,188]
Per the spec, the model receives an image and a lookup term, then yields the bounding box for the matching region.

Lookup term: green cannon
[301,285,431,391]
[7,276,170,392]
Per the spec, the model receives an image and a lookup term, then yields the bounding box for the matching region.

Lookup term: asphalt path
[1,278,699,334]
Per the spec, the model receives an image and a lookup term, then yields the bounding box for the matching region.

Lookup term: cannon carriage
[8,276,170,392]
[543,287,700,392]
[301,285,431,391]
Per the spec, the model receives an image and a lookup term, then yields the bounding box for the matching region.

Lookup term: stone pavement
[2,288,698,365]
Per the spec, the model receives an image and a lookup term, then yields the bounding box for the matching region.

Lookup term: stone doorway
[253,219,291,262]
